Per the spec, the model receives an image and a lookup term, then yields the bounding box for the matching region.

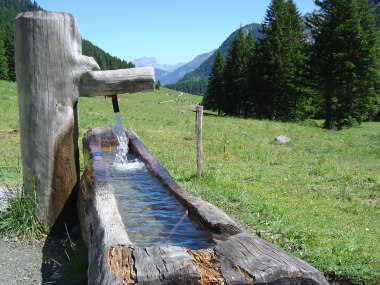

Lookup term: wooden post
[14,11,154,227]
[195,106,203,177]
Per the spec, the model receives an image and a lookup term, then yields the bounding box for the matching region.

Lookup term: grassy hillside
[0,81,379,284]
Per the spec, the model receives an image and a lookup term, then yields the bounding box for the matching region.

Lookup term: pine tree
[249,0,310,121]
[310,0,380,129]
[222,28,251,117]
[0,37,8,80]
[202,50,225,114]
[243,32,255,117]
[155,80,161,90]
[2,24,15,81]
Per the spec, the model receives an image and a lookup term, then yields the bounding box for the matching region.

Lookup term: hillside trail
[157,91,183,104]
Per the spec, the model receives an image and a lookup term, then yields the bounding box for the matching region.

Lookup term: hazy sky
[36,0,318,64]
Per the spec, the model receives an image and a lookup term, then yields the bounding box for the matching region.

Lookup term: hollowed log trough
[78,126,329,285]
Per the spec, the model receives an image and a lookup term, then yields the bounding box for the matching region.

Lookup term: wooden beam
[79,67,155,97]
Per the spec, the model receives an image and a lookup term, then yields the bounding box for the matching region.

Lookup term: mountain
[154,68,171,83]
[370,0,380,26]
[159,50,215,85]
[167,23,262,95]
[133,57,185,72]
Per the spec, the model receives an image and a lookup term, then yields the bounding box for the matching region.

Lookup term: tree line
[0,0,134,82]
[202,0,380,129]
[0,0,42,81]
[166,75,208,95]
[82,40,134,70]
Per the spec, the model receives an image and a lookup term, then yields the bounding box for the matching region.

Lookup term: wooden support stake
[196,106,204,177]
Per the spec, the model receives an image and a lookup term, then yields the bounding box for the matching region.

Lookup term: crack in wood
[108,245,136,284]
[188,248,226,285]
[236,265,256,283]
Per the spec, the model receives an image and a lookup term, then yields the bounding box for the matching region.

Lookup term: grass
[1,81,379,284]
[51,226,88,285]
[0,189,49,239]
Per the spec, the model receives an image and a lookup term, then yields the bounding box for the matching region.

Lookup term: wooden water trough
[13,10,329,285]
[78,126,329,285]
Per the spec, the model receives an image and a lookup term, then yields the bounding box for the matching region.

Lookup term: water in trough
[103,152,215,250]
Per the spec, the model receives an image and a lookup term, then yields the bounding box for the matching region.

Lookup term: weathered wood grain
[133,245,199,284]
[79,67,155,97]
[215,233,329,284]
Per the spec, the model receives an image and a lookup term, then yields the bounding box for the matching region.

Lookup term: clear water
[112,113,129,166]
[104,152,215,250]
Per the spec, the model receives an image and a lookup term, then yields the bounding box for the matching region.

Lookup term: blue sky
[36,0,318,65]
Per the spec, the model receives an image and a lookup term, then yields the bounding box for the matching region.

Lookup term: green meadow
[1,81,379,284]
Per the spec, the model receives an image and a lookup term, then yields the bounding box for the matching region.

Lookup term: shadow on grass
[188,108,222,117]
[41,225,88,285]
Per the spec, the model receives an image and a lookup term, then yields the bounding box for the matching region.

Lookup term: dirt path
[0,237,44,284]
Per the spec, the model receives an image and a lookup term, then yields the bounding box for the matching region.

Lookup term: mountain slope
[167,23,262,95]
[154,68,171,82]
[160,50,215,85]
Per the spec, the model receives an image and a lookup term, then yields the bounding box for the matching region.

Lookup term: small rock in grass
[275,135,291,144]
[0,186,21,212]
[273,234,283,240]
[10,237,18,243]
[179,110,186,114]
[259,230,272,237]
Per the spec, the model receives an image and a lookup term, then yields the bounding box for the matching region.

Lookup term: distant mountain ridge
[133,57,186,72]
[167,23,262,95]
[159,50,215,85]
[133,52,215,85]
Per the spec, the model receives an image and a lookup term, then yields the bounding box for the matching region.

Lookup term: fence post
[196,106,204,177]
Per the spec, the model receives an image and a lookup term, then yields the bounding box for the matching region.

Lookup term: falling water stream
[112,113,129,166]
[109,112,215,249]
